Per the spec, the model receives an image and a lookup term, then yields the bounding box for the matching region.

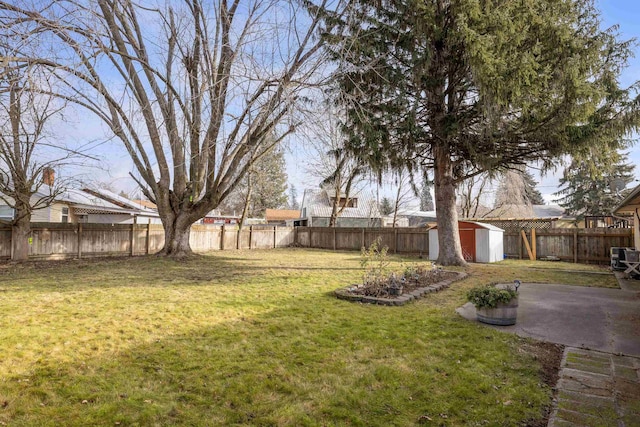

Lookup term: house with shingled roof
[298,188,381,227]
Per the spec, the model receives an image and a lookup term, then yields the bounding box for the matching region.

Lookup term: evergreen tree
[494,167,544,210]
[221,147,289,218]
[523,170,545,206]
[555,153,635,218]
[419,176,435,211]
[379,197,394,215]
[288,185,300,210]
[320,0,639,265]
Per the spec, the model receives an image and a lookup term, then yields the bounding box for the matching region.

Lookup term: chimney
[42,167,55,186]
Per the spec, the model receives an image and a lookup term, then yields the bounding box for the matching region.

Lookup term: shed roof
[431,220,504,232]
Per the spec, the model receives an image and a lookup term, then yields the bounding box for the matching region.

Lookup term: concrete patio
[457,278,640,426]
[456,281,640,357]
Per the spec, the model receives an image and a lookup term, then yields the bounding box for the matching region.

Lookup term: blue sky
[63,1,640,205]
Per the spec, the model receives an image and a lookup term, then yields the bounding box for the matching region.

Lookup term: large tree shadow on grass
[1,288,551,427]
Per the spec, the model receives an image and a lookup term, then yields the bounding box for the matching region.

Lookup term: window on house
[0,205,14,220]
[61,207,69,223]
[331,197,357,208]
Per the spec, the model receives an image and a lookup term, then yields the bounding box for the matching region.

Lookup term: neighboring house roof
[488,204,534,219]
[132,199,157,210]
[396,209,437,219]
[301,188,381,219]
[82,188,159,216]
[31,185,159,216]
[469,204,567,220]
[532,204,566,218]
[614,183,640,215]
[265,209,300,222]
[0,184,154,217]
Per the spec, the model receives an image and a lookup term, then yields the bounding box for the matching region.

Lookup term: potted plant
[467,284,519,326]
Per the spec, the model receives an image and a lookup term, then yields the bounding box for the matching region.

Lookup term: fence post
[9,226,14,260]
[361,228,365,248]
[333,227,337,251]
[573,230,578,263]
[531,228,536,260]
[145,223,151,255]
[394,228,398,254]
[424,229,428,256]
[273,226,277,249]
[77,223,82,259]
[249,226,253,250]
[130,222,135,256]
[220,225,225,251]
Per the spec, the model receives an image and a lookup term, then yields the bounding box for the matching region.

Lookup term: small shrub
[360,237,390,285]
[467,285,518,309]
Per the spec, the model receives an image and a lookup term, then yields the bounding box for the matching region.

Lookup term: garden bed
[335,270,467,306]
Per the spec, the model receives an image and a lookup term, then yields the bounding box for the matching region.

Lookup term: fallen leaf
[503,400,512,406]
[81,400,88,404]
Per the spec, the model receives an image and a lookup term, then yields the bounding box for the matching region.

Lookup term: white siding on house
[31,205,52,222]
[86,213,134,224]
[47,203,64,222]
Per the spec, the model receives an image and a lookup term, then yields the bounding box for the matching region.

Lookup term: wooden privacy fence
[297,227,632,264]
[504,228,633,264]
[0,223,295,260]
[296,227,430,254]
[0,223,633,264]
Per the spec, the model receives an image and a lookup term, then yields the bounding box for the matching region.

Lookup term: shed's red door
[459,229,476,262]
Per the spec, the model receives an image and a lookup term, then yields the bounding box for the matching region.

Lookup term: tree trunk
[159,214,193,259]
[11,212,30,261]
[238,171,253,234]
[329,194,339,227]
[433,149,466,266]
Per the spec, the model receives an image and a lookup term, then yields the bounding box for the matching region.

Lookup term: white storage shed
[429,221,504,263]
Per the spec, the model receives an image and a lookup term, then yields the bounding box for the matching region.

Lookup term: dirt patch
[521,340,564,427]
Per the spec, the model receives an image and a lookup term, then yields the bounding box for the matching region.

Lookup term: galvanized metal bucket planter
[476,297,519,326]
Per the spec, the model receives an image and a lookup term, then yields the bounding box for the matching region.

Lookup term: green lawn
[0,250,614,426]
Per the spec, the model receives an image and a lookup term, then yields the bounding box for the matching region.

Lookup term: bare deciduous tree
[387,168,414,228]
[302,101,367,227]
[0,63,80,260]
[456,174,494,219]
[1,0,338,258]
